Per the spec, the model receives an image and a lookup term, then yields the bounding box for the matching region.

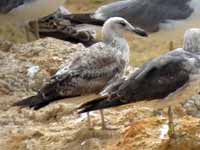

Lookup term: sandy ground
[0,1,200,149]
[0,38,200,150]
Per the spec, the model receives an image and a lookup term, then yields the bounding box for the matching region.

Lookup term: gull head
[102,17,148,42]
[184,28,200,53]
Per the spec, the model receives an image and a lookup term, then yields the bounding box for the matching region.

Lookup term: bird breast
[111,37,130,66]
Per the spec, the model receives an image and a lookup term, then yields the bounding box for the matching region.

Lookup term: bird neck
[102,24,123,43]
[106,36,130,66]
[102,24,125,45]
[102,25,130,66]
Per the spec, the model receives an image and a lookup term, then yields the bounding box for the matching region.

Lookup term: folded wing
[78,57,190,113]
[14,45,125,109]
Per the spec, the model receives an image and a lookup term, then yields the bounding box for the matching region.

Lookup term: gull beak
[132,27,148,37]
[126,23,148,37]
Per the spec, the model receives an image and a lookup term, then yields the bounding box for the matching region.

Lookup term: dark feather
[63,13,104,26]
[118,60,190,101]
[13,74,77,109]
[78,59,190,112]
[13,94,48,110]
[35,11,98,47]
[78,95,124,113]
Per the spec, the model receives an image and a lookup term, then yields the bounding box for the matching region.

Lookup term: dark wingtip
[77,95,128,113]
[12,95,46,110]
[77,95,108,113]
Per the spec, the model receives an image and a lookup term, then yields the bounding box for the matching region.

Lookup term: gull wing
[14,44,126,110]
[79,56,192,112]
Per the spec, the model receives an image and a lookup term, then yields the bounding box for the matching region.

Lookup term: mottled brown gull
[13,17,148,128]
[36,6,97,47]
[79,28,200,134]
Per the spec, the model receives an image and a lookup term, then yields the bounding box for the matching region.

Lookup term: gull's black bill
[133,28,148,37]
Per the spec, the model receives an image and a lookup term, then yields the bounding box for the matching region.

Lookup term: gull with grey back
[13,17,148,128]
[65,0,193,32]
[78,28,200,134]
[0,0,66,40]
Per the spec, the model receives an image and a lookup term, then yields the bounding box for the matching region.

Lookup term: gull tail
[63,13,104,25]
[12,94,51,110]
[78,95,125,113]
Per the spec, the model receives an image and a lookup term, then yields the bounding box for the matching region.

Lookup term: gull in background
[65,0,194,32]
[36,6,97,47]
[13,17,148,128]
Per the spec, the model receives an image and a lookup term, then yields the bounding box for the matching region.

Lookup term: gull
[13,17,148,128]
[65,0,194,32]
[0,0,66,40]
[36,6,97,47]
[78,28,200,135]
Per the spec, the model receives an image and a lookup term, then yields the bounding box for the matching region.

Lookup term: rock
[0,38,13,52]
[80,138,102,150]
[183,94,200,118]
[0,38,85,97]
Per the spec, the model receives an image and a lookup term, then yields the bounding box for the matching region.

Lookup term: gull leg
[24,24,31,42]
[33,19,40,39]
[87,112,92,129]
[168,106,176,138]
[100,109,119,130]
[100,109,106,129]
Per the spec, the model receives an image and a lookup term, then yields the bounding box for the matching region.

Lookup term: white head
[184,28,200,53]
[102,17,148,42]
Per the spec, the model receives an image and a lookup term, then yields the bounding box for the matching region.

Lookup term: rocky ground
[0,38,200,150]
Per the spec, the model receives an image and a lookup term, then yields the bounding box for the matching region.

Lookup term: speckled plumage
[79,28,200,113]
[47,42,126,97]
[13,17,147,109]
[36,7,97,47]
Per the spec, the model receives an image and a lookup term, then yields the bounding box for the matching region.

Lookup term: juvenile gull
[13,17,148,128]
[65,0,193,32]
[0,0,66,39]
[35,6,97,47]
[78,28,200,134]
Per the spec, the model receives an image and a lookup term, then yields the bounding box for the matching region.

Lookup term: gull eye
[119,22,126,27]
